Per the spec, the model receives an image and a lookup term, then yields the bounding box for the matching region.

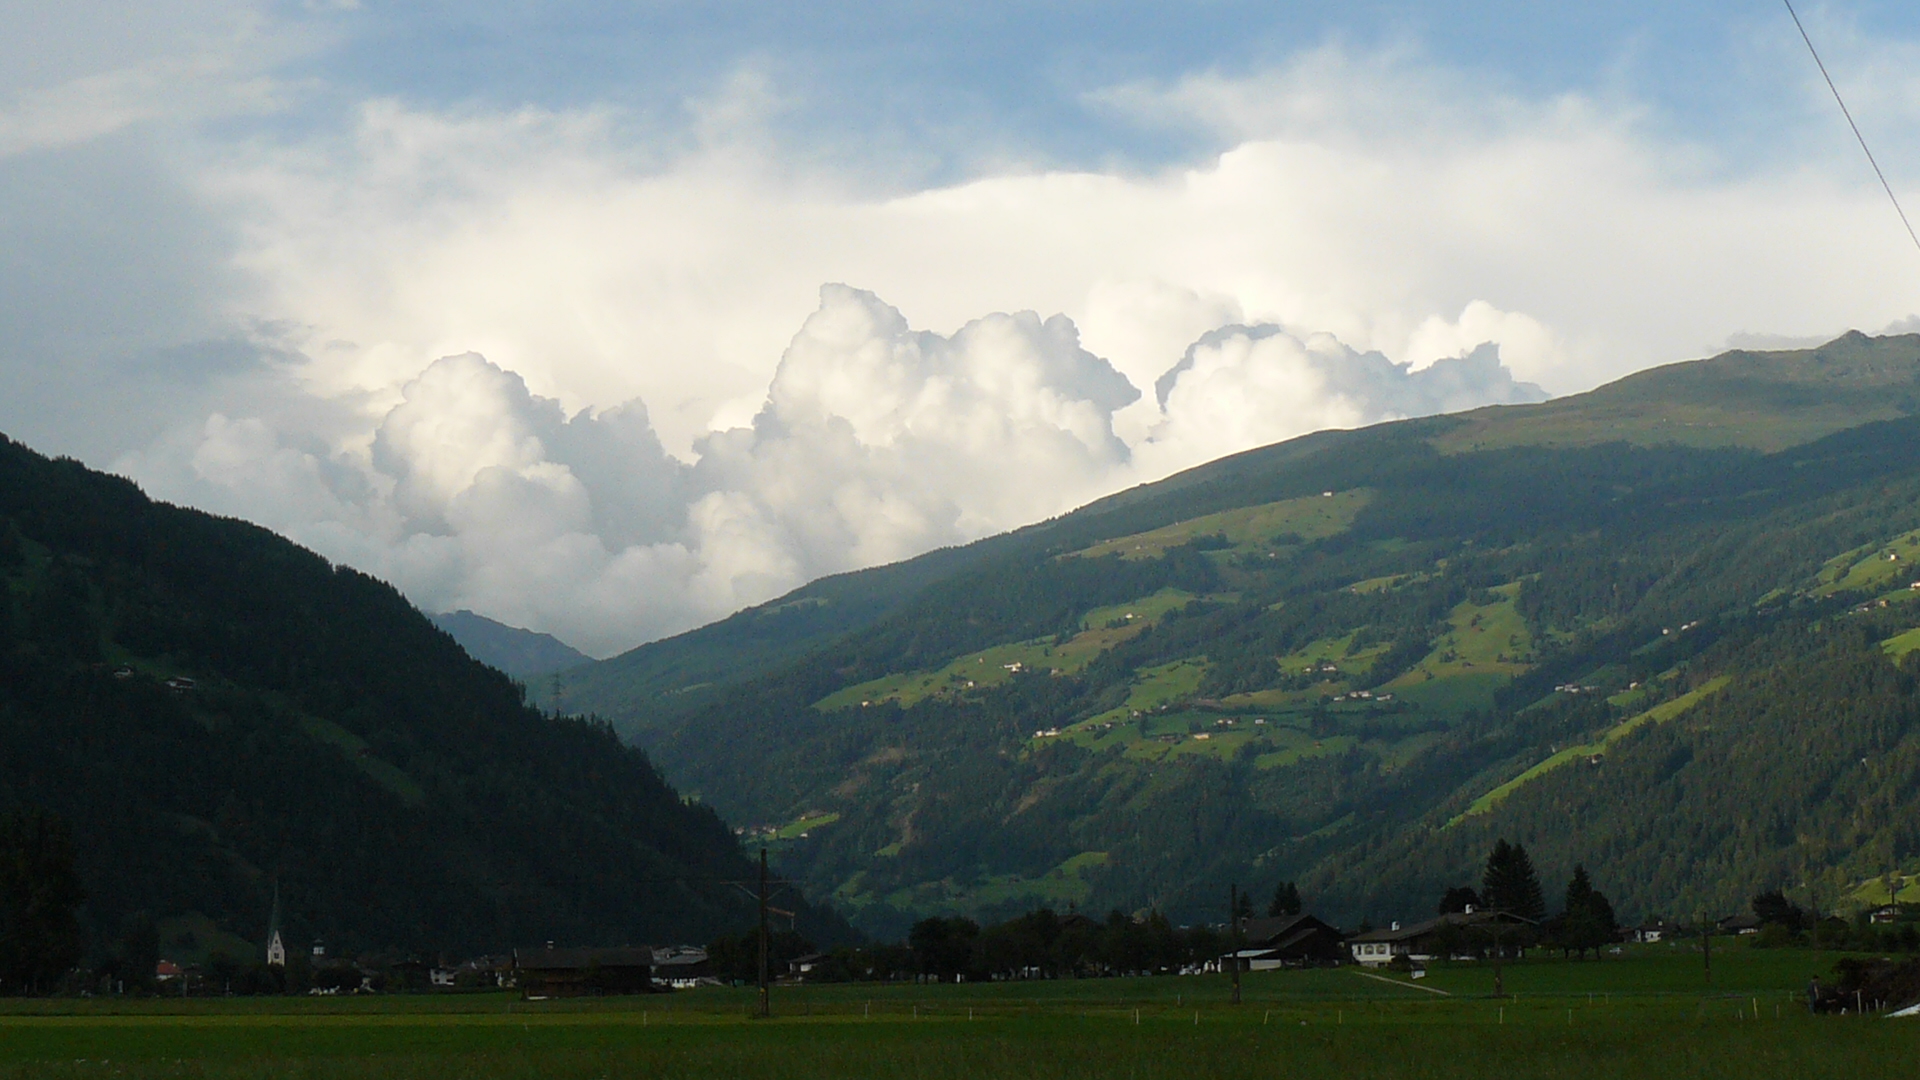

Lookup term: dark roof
[514,947,654,971]
[1349,910,1534,944]
[1237,913,1344,946]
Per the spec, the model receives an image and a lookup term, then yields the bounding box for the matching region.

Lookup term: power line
[1783,0,1920,258]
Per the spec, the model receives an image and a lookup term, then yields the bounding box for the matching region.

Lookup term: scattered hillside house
[1632,921,1677,944]
[1347,911,1536,967]
[1869,906,1901,925]
[651,946,713,989]
[1717,913,1763,935]
[1230,914,1349,968]
[155,959,182,982]
[789,952,827,981]
[513,946,655,997]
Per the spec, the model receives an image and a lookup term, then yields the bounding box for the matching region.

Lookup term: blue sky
[253,2,1920,177]
[9,1,1920,651]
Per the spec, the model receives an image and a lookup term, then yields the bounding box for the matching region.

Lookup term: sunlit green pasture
[1455,676,1732,823]
[1067,490,1371,561]
[0,945,1903,1079]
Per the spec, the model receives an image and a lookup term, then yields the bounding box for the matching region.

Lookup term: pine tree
[1555,864,1617,959]
[1437,886,1481,915]
[0,809,85,994]
[1268,881,1302,917]
[1481,839,1545,922]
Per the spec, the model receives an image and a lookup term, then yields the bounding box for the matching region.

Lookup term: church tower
[265,883,286,967]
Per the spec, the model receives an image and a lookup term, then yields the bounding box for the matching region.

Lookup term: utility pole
[757,847,771,1019]
[1229,883,1242,1005]
[1491,919,1505,999]
[1701,919,1712,988]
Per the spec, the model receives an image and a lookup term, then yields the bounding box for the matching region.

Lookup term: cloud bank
[119,284,1542,656]
[11,25,1920,655]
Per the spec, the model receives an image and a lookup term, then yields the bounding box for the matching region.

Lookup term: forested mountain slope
[589,332,1920,937]
[0,435,845,963]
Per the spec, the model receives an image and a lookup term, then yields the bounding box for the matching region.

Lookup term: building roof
[514,947,654,971]
[1236,913,1343,947]
[1348,910,1534,944]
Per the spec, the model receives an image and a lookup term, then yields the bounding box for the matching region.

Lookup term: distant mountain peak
[430,610,590,680]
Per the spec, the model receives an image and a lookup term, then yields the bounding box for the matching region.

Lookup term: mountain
[0,434,848,964]
[430,610,590,681]
[570,331,1920,938]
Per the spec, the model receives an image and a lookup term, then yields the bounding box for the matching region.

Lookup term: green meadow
[2,945,1910,1079]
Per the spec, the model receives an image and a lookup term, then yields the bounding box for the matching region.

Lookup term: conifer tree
[0,809,85,994]
[1268,881,1302,917]
[1480,839,1545,922]
[1555,864,1617,958]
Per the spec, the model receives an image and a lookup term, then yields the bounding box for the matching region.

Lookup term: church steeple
[265,882,286,967]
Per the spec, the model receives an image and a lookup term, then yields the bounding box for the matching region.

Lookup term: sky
[6,1,1920,656]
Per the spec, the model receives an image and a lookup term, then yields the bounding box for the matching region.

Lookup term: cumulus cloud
[17,33,1920,655]
[1138,325,1546,476]
[113,283,1543,656]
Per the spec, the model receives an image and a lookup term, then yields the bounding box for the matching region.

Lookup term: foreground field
[0,947,1911,1079]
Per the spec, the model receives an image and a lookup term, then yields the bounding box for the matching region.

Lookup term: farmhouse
[513,946,655,997]
[1632,921,1677,943]
[1230,914,1348,968]
[1347,910,1535,967]
[651,946,713,988]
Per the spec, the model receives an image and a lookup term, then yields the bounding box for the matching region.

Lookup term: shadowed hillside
[0,435,849,960]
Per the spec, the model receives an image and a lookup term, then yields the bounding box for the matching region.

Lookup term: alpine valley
[555,331,1920,939]
[0,436,848,963]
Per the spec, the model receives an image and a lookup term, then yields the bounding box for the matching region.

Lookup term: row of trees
[1436,840,1619,959]
[709,907,1238,984]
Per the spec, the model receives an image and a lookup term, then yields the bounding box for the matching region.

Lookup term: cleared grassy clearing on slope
[1381,584,1534,712]
[815,591,1204,712]
[1811,529,1920,597]
[1456,676,1732,822]
[1068,490,1370,561]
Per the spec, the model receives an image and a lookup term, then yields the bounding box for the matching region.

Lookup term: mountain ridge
[564,332,1920,937]
[0,434,848,961]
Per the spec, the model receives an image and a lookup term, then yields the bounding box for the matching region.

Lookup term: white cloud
[1137,326,1546,478]
[18,39,1920,654]
[115,283,1545,656]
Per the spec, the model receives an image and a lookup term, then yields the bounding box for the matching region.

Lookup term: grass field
[1,946,1907,1079]
[1068,490,1371,561]
[1454,676,1732,823]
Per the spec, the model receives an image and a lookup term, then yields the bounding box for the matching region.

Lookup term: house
[1717,913,1763,935]
[513,946,656,997]
[1230,914,1349,969]
[1632,921,1676,944]
[1869,906,1901,925]
[1347,910,1535,967]
[789,952,827,980]
[652,946,713,989]
[430,967,458,988]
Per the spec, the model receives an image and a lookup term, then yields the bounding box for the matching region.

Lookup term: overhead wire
[1783,0,1920,258]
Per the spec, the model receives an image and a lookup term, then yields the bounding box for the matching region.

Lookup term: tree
[1268,881,1302,917]
[1752,889,1808,931]
[1480,839,1545,922]
[0,809,85,994]
[907,916,979,980]
[1554,865,1617,959]
[1437,886,1481,915]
